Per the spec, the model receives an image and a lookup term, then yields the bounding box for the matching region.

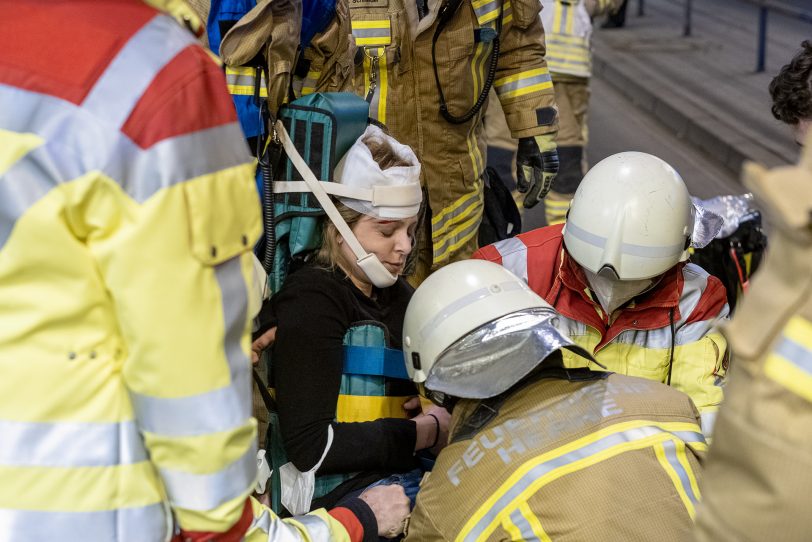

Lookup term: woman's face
[339,215,418,280]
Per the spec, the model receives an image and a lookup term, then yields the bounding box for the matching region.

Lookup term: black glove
[516,135,559,208]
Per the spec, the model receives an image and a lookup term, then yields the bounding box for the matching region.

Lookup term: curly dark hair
[769,40,812,126]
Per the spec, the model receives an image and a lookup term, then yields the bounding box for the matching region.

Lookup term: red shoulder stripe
[122,45,238,149]
[0,1,156,104]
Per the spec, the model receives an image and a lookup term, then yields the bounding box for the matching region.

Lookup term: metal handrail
[682,0,812,72]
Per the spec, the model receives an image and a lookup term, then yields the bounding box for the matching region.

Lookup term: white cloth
[334,125,421,219]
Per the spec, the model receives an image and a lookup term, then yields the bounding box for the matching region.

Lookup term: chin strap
[274,121,398,288]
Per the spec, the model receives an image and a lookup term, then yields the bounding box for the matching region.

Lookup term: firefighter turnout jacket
[407,368,706,541]
[474,224,729,435]
[694,145,812,541]
[347,0,558,274]
[0,2,362,540]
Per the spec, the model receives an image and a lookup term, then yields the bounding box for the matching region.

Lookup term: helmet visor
[425,308,594,399]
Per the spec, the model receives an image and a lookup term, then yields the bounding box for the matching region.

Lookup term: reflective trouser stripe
[431,183,484,263]
[764,316,812,402]
[654,439,701,519]
[457,421,705,541]
[502,502,551,542]
[0,503,168,542]
[544,198,570,226]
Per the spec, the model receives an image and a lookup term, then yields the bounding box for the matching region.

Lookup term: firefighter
[402,260,705,541]
[0,2,408,540]
[474,152,730,436]
[694,133,812,541]
[345,0,560,283]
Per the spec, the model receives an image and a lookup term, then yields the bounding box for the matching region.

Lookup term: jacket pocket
[182,165,262,266]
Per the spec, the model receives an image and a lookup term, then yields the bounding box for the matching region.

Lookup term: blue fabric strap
[343,345,409,380]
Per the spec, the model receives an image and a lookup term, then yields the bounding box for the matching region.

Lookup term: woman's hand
[412,405,451,453]
[251,326,276,365]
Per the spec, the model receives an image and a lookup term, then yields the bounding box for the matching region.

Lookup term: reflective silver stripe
[463,424,705,541]
[225,71,267,88]
[132,257,252,437]
[474,0,499,22]
[0,503,168,542]
[159,441,256,511]
[0,419,146,467]
[110,123,250,204]
[565,221,685,259]
[612,264,726,349]
[248,509,317,542]
[432,189,483,238]
[82,14,195,129]
[661,439,699,504]
[352,28,391,39]
[0,83,250,249]
[775,336,812,374]
[495,72,553,96]
[420,281,526,340]
[508,508,540,541]
[432,210,483,260]
[699,411,717,437]
[547,57,590,69]
[295,515,333,540]
[492,237,529,283]
[0,144,66,249]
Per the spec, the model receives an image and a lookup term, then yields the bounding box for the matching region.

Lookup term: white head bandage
[333,125,422,219]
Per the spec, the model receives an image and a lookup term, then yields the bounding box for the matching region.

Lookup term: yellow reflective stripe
[0,462,163,511]
[456,420,703,542]
[378,49,388,124]
[226,66,258,76]
[565,1,575,34]
[675,438,702,501]
[514,502,551,542]
[498,81,554,100]
[433,205,482,260]
[302,69,321,96]
[431,191,482,244]
[351,19,391,47]
[142,422,255,472]
[227,85,269,97]
[336,395,412,423]
[178,492,250,534]
[0,130,43,176]
[494,67,549,87]
[351,19,391,29]
[764,316,812,401]
[552,2,564,33]
[654,440,696,519]
[547,33,586,44]
[432,187,481,229]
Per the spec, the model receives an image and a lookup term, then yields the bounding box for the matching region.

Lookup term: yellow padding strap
[336,395,411,423]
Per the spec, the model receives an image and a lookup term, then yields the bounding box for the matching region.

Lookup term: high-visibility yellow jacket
[695,151,812,541]
[0,2,360,540]
[407,368,706,541]
[474,224,729,436]
[540,0,622,79]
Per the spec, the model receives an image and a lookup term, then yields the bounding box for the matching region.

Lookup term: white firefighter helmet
[402,260,592,400]
[562,152,695,281]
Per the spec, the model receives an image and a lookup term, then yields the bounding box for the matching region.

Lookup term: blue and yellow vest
[313,322,416,498]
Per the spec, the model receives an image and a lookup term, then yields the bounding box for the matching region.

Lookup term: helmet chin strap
[275,121,397,288]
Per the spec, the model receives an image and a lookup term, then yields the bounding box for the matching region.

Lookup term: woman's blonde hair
[314,134,413,270]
